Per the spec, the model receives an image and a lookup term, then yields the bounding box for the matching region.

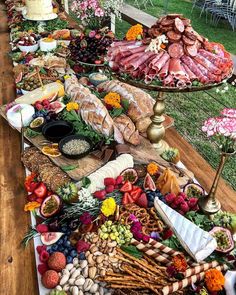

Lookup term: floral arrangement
[103,92,129,117]
[126,24,143,41]
[70,0,123,28]
[66,102,79,112]
[101,197,116,217]
[202,108,236,153]
[204,268,225,292]
[147,162,159,175]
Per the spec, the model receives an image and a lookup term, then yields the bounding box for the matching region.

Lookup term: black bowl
[59,134,93,159]
[42,120,74,142]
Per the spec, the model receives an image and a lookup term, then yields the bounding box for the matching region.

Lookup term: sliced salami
[167,30,182,42]
[160,26,174,33]
[182,35,195,46]
[174,17,185,33]
[168,43,184,58]
[161,18,174,26]
[181,18,191,26]
[184,27,197,41]
[185,45,198,57]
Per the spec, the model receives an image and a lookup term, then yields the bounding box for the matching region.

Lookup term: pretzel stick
[98,276,138,282]
[109,284,145,289]
[162,264,228,295]
[183,261,220,277]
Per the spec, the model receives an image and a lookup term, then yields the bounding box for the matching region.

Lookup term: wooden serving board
[0,105,105,181]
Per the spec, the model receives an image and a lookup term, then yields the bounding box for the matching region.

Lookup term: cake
[25,0,57,20]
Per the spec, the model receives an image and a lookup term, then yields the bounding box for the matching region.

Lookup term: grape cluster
[69,34,114,64]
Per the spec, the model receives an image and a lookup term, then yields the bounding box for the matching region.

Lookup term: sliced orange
[42,144,61,157]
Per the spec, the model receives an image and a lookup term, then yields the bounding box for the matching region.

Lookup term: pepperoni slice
[161,18,174,27]
[174,17,185,33]
[167,30,182,42]
[168,43,184,58]
[181,18,191,26]
[186,45,198,57]
[182,35,195,46]
[161,26,174,33]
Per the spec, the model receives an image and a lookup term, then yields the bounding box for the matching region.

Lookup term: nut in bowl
[89,72,108,87]
[59,135,93,159]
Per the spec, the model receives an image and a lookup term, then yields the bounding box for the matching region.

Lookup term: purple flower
[129,214,138,222]
[150,231,160,240]
[89,30,96,38]
[79,212,93,225]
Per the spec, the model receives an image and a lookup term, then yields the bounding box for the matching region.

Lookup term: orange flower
[172,254,188,272]
[104,92,122,109]
[24,201,41,212]
[126,24,143,41]
[147,162,159,175]
[205,269,225,292]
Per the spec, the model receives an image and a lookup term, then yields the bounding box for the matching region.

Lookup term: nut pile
[83,232,122,277]
[55,258,111,295]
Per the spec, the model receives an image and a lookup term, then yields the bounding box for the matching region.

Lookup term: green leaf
[61,164,79,171]
[25,128,41,138]
[39,68,47,74]
[110,108,123,118]
[82,177,91,188]
[121,245,143,259]
[121,99,129,111]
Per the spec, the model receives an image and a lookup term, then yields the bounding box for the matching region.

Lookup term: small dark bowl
[42,120,74,142]
[59,134,93,159]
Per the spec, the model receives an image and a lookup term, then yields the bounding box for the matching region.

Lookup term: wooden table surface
[0,2,235,294]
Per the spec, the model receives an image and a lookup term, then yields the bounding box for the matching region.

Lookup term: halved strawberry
[122,192,134,205]
[130,186,142,201]
[120,181,133,193]
[136,193,148,208]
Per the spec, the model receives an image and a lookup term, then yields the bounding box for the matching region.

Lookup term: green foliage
[185,211,214,231]
[121,245,143,259]
[61,164,79,171]
[25,128,41,138]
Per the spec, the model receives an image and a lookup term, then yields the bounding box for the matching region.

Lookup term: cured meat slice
[185,45,198,57]
[168,43,184,58]
[119,45,147,57]
[158,60,170,80]
[184,27,197,41]
[151,52,170,73]
[167,14,183,19]
[174,17,185,33]
[194,61,221,83]
[198,49,228,68]
[163,74,175,87]
[161,18,174,26]
[181,55,209,83]
[167,30,182,42]
[169,58,187,79]
[111,40,139,47]
[182,64,197,81]
[119,52,144,68]
[182,35,195,46]
[194,54,222,75]
[129,51,155,70]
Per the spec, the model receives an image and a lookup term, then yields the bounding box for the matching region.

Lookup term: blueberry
[79,252,86,260]
[58,245,65,252]
[64,240,71,248]
[51,244,58,251]
[70,250,77,258]
[47,248,53,254]
[57,238,64,245]
[67,256,73,264]
[61,226,68,233]
[63,249,69,256]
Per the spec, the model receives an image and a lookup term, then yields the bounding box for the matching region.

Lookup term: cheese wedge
[15,82,65,105]
[154,198,217,262]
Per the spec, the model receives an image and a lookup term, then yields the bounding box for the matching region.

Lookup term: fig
[49,101,65,114]
[40,194,61,218]
[210,226,234,253]
[41,232,64,245]
[120,168,138,184]
[143,173,156,191]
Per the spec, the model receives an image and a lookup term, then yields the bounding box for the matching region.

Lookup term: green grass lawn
[116,1,236,191]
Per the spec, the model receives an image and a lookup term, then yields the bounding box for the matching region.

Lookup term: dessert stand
[115,75,229,155]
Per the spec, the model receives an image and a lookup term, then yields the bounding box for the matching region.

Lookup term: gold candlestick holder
[198,151,235,215]
[146,92,169,155]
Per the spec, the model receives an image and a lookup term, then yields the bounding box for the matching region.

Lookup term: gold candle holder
[198,151,235,215]
[146,92,169,155]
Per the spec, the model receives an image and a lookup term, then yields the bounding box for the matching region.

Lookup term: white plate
[24,13,58,21]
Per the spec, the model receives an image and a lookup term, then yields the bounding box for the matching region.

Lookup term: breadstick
[109,284,145,289]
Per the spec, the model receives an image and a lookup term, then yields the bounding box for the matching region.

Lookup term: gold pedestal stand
[146,92,169,155]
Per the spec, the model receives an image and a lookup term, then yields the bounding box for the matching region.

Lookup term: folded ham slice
[158,60,170,80]
[181,55,209,83]
[169,58,188,80]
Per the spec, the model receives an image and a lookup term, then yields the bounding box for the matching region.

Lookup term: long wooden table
[0,1,235,294]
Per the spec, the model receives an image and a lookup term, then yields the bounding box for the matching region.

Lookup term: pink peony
[221,108,236,118]
[94,7,104,17]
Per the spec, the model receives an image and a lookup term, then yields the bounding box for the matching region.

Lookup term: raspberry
[39,250,50,263]
[36,224,49,233]
[36,245,47,254]
[38,263,48,275]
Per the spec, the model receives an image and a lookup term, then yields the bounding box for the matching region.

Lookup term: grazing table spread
[1,1,236,295]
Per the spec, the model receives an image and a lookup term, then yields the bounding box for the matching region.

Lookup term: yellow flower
[101,197,116,217]
[205,269,225,292]
[66,102,79,112]
[126,24,143,41]
[147,162,159,175]
[104,92,122,109]
[24,201,41,212]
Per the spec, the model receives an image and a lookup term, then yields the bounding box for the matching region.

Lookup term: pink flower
[81,13,88,20]
[80,1,88,11]
[221,108,236,118]
[94,7,104,17]
[79,212,93,225]
[202,117,219,137]
[89,30,96,38]
[88,0,98,9]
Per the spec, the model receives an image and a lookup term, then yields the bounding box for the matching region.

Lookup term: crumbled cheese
[145,35,168,53]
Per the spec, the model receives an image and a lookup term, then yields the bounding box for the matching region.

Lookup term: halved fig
[41,232,64,246]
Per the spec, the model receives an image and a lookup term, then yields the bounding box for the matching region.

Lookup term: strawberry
[28,181,39,192]
[120,181,133,193]
[136,193,148,208]
[104,178,116,186]
[115,175,123,185]
[122,192,134,205]
[93,190,106,200]
[34,183,47,199]
[130,186,142,201]
[105,185,115,193]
